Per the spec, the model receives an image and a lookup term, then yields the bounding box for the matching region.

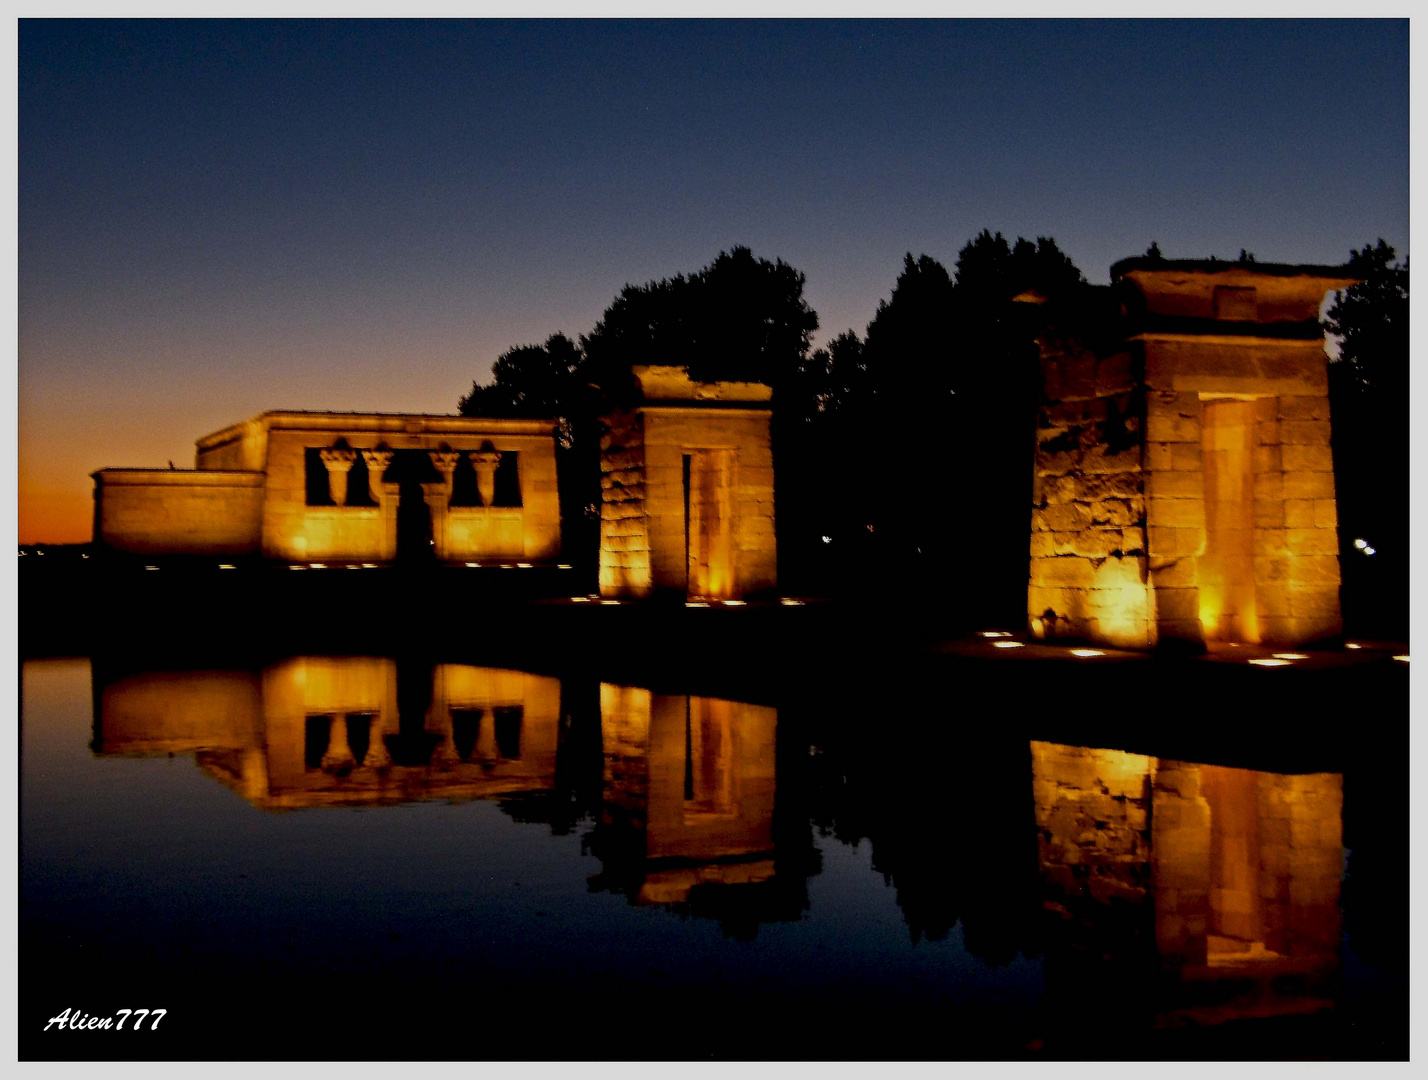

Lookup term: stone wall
[255,418,560,563]
[598,409,653,596]
[98,412,562,564]
[1141,338,1341,646]
[1028,345,1154,647]
[195,417,268,471]
[643,408,776,599]
[92,469,264,555]
[1029,261,1351,649]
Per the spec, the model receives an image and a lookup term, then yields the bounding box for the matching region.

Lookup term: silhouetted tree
[580,246,819,399]
[844,234,1085,619]
[458,332,585,426]
[1323,240,1409,636]
[1323,240,1408,400]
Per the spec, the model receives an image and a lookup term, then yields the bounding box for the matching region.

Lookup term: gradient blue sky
[18,18,1409,541]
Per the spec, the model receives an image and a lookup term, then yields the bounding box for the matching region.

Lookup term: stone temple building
[599,365,776,601]
[1026,258,1358,649]
[92,411,562,564]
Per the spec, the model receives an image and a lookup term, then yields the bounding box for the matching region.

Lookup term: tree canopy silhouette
[458,332,586,427]
[821,233,1084,619]
[1322,239,1409,636]
[1323,239,1408,400]
[580,246,819,399]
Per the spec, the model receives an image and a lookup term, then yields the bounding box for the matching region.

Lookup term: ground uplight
[993,641,1024,649]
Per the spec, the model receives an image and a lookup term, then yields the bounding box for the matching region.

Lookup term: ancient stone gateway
[1027,259,1358,649]
[92,411,562,564]
[599,366,776,601]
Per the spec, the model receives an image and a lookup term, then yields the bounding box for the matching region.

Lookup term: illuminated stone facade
[599,366,776,600]
[1028,260,1358,648]
[93,411,561,564]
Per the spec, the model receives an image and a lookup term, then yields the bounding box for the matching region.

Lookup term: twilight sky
[18,18,1408,542]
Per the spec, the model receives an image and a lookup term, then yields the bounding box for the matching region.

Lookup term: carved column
[427,692,458,767]
[320,715,356,770]
[426,449,461,561]
[361,448,393,503]
[319,447,357,506]
[362,449,398,561]
[469,446,503,508]
[362,715,392,768]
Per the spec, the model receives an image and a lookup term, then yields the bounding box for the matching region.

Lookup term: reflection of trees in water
[1341,766,1408,975]
[786,688,1043,965]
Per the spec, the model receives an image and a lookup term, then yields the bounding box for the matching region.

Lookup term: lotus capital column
[425,449,463,561]
[469,446,503,507]
[319,447,357,505]
[362,448,398,560]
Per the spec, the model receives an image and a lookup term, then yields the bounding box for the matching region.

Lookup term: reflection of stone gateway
[596,683,778,905]
[1030,740,1343,1029]
[92,411,561,564]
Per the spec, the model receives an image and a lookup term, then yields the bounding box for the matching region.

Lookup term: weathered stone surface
[1029,265,1344,648]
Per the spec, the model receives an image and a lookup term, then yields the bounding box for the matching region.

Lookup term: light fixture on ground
[993,641,1025,649]
[1248,658,1292,667]
[1070,649,1104,657]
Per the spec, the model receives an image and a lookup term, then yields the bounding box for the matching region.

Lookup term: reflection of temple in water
[95,658,564,810]
[94,660,810,934]
[588,684,809,936]
[1030,740,1343,1042]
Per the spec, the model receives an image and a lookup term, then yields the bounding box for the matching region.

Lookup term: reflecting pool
[19,654,1406,1060]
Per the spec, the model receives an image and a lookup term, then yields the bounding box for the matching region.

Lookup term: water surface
[19,654,1406,1059]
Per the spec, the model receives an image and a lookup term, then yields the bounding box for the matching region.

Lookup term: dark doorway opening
[385,450,441,565]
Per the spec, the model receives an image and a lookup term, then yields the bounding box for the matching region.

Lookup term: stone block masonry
[1027,259,1358,649]
[599,366,776,601]
[94,411,562,564]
